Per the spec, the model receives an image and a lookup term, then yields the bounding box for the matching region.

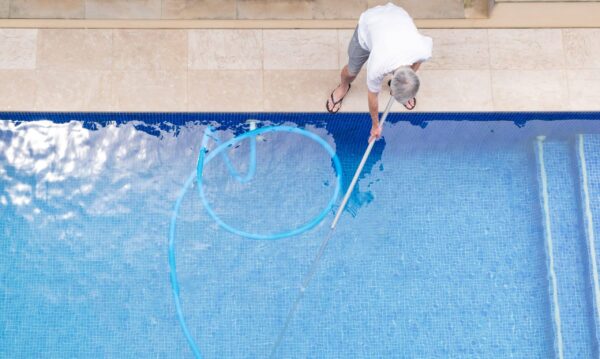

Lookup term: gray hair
[390,67,420,104]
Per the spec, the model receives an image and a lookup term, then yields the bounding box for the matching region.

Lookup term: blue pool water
[2,112,600,358]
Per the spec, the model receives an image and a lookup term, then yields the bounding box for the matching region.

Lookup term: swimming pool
[1,112,600,358]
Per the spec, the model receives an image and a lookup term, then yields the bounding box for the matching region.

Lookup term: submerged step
[535,136,597,358]
[576,134,600,353]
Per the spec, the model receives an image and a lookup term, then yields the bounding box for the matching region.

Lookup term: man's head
[390,66,420,104]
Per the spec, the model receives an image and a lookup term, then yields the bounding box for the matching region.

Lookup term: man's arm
[367,63,420,142]
[368,90,381,142]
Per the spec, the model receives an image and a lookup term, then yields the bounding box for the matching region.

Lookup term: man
[326,3,433,142]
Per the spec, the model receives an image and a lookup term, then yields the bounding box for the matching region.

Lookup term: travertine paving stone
[563,29,600,69]
[188,70,263,111]
[367,0,464,19]
[35,70,112,111]
[488,29,565,70]
[567,70,600,111]
[112,29,187,70]
[162,0,236,19]
[188,29,262,70]
[0,0,9,18]
[263,30,338,70]
[86,0,161,19]
[37,29,112,70]
[422,29,490,70]
[491,70,568,111]
[0,29,37,69]
[112,70,187,111]
[313,0,367,20]
[418,70,494,111]
[237,0,313,20]
[10,0,83,18]
[0,27,597,112]
[264,70,339,111]
[0,70,35,110]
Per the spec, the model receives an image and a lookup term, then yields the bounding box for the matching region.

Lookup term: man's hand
[369,126,382,143]
[367,90,380,142]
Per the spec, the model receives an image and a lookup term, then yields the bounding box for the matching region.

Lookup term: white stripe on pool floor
[536,135,564,359]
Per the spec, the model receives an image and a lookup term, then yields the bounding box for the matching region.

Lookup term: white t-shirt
[357,3,433,93]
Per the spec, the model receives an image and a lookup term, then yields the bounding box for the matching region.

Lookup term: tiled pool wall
[0,27,599,113]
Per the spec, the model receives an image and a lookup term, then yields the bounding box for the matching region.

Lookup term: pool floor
[1,113,600,358]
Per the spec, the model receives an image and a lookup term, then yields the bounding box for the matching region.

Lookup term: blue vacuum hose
[169,125,343,358]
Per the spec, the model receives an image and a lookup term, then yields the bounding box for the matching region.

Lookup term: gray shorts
[347,27,370,76]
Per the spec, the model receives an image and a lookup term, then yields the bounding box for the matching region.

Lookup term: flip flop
[403,97,416,111]
[326,84,351,114]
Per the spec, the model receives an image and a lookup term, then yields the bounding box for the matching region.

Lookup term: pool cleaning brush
[270,95,395,358]
[331,95,395,228]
